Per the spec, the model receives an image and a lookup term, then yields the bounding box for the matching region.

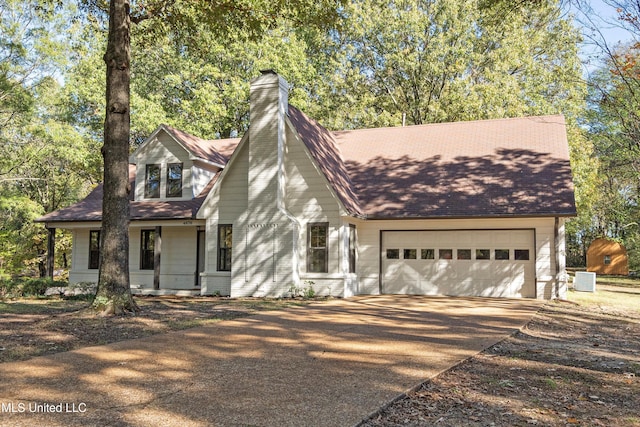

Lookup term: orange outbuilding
[586,238,629,276]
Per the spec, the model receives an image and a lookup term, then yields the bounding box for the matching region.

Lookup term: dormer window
[145,164,161,198]
[166,163,183,198]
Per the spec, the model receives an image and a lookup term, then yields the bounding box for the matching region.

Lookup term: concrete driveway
[0,295,541,427]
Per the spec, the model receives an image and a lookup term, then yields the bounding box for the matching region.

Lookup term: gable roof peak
[129,124,240,168]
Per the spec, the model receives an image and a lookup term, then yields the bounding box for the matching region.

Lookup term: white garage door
[381,230,535,298]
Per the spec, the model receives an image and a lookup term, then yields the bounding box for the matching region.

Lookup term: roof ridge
[332,114,565,135]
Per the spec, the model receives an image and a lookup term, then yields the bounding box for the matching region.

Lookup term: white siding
[231,221,297,297]
[284,126,342,219]
[199,141,250,296]
[129,225,199,290]
[158,227,198,289]
[248,73,284,222]
[192,163,216,197]
[218,142,249,222]
[201,222,231,296]
[556,219,568,299]
[68,229,99,284]
[283,125,345,296]
[68,225,200,290]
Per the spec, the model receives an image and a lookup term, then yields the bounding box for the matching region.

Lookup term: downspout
[554,217,560,299]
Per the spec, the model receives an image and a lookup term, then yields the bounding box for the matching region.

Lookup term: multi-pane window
[348,224,356,274]
[166,163,183,198]
[495,249,510,260]
[145,164,161,198]
[476,249,490,260]
[88,230,100,269]
[439,249,453,260]
[457,249,472,260]
[308,223,328,273]
[404,249,417,259]
[421,249,435,259]
[217,225,232,271]
[140,230,155,270]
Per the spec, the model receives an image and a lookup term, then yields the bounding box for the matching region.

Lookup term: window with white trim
[166,163,183,198]
[308,223,328,273]
[145,164,161,198]
[217,225,232,271]
[348,224,356,274]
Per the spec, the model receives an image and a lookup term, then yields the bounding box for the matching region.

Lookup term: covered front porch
[42,220,206,295]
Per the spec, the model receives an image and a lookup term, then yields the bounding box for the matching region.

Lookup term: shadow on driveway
[0,295,541,427]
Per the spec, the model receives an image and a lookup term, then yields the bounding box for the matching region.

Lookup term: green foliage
[0,196,45,277]
[303,0,585,129]
[573,35,640,269]
[0,277,67,298]
[0,1,96,277]
[289,281,317,299]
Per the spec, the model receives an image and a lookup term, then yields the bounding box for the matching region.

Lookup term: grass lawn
[568,274,640,316]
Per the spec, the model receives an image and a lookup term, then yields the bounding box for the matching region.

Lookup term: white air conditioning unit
[574,272,596,292]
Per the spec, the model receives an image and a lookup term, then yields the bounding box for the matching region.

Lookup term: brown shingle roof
[39,112,575,224]
[161,125,239,165]
[333,115,576,218]
[161,125,240,166]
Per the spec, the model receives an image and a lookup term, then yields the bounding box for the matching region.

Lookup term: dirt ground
[362,283,640,427]
[1,282,639,426]
[0,297,310,363]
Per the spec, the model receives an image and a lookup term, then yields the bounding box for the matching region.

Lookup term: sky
[588,0,634,44]
[569,0,637,73]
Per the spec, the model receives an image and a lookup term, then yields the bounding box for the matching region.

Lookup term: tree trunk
[94,0,138,315]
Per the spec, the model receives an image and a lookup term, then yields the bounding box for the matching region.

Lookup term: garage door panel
[382,230,535,298]
[471,230,492,245]
[492,230,512,245]
[471,262,492,279]
[383,260,439,294]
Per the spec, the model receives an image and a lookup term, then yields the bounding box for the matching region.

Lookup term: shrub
[288,281,316,299]
[0,277,68,298]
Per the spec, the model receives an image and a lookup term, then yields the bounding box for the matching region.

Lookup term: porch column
[154,226,162,290]
[46,226,55,279]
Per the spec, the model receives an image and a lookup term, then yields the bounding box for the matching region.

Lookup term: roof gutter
[361,212,578,221]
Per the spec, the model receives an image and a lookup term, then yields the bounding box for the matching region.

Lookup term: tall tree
[0,0,85,279]
[93,0,135,314]
[130,21,316,140]
[571,0,640,268]
[303,0,585,129]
